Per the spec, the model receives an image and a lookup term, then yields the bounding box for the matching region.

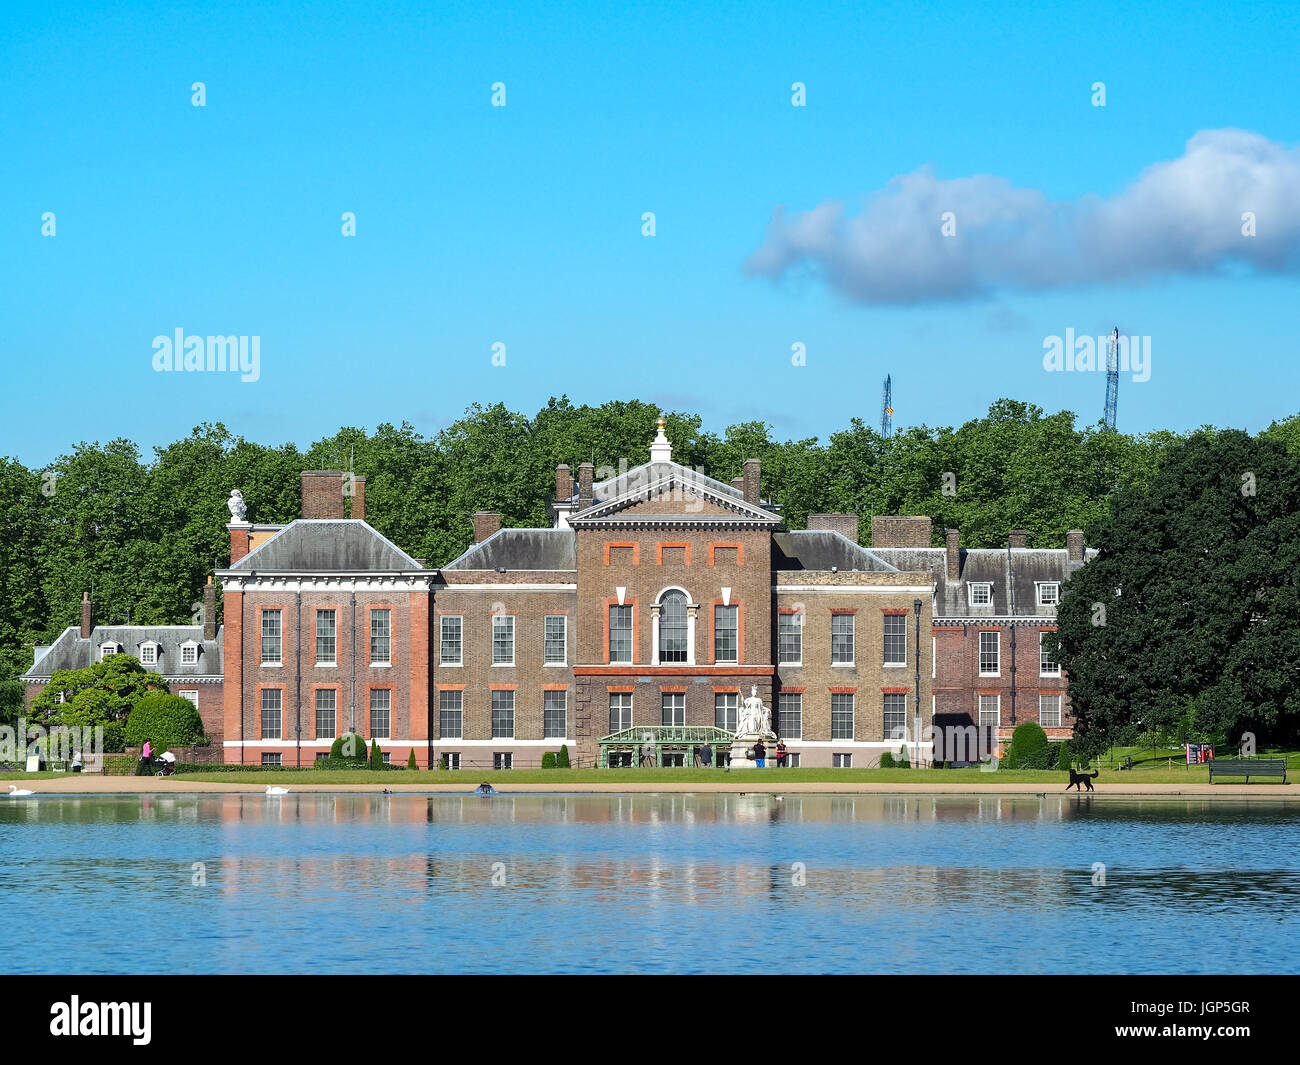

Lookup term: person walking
[700,741,713,768]
[141,738,153,770]
[753,740,766,768]
[775,737,788,768]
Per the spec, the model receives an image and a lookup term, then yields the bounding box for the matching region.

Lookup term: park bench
[1208,758,1288,784]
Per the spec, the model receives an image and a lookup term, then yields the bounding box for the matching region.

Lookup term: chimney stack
[555,464,573,504]
[808,514,860,544]
[577,462,594,511]
[203,576,217,640]
[731,477,745,494]
[1066,529,1084,562]
[349,476,366,522]
[80,591,92,639]
[871,516,933,548]
[473,511,502,543]
[742,458,761,506]
[945,528,961,582]
[1008,529,1028,549]
[301,471,346,520]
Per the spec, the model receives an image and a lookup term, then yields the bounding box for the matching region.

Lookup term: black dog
[1066,769,1099,792]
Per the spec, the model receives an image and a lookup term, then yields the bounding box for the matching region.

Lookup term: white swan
[7,784,35,797]
[265,785,290,796]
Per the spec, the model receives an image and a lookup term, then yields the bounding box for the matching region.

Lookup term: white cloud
[743,129,1300,304]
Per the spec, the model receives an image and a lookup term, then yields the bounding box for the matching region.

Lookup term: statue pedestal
[729,732,777,769]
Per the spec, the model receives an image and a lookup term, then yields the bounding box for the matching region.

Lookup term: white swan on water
[265,785,290,796]
[7,784,35,797]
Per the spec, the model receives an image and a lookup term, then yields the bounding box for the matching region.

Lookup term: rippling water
[2,793,1297,974]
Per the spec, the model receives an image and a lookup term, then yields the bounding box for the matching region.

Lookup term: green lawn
[118,765,1235,785]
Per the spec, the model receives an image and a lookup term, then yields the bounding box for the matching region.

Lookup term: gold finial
[656,415,666,430]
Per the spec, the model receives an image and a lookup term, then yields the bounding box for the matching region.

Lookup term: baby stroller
[154,751,177,777]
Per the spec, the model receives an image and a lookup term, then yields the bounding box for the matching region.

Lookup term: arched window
[658,590,689,663]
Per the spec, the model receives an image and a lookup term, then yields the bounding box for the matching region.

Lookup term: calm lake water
[2,792,1297,974]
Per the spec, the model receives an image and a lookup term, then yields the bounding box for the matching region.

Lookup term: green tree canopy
[1050,429,1300,754]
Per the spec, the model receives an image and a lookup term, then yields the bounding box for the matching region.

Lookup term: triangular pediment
[572,468,779,526]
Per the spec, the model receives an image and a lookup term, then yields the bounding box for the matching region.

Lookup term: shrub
[556,745,570,769]
[124,693,204,752]
[879,752,895,768]
[134,756,154,775]
[541,751,557,769]
[369,739,383,769]
[100,721,125,752]
[1057,742,1071,770]
[330,733,368,764]
[1001,746,1018,769]
[1009,722,1051,769]
[895,749,910,769]
[407,749,418,770]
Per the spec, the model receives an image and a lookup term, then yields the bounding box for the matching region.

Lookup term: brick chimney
[301,471,346,520]
[742,458,761,506]
[577,462,594,511]
[80,591,92,638]
[945,528,961,582]
[1008,529,1028,549]
[1066,529,1084,562]
[808,513,860,544]
[203,576,217,640]
[555,464,573,503]
[872,516,933,548]
[731,477,744,493]
[473,511,501,543]
[349,476,366,522]
[229,525,252,564]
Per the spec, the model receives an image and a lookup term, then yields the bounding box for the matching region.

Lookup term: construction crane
[1103,327,1119,431]
[880,375,893,438]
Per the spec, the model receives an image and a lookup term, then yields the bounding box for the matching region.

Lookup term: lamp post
[913,598,923,768]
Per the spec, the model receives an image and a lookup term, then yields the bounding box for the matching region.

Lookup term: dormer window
[99,642,121,661]
[969,583,993,606]
[139,642,159,666]
[179,641,200,665]
[1037,582,1060,606]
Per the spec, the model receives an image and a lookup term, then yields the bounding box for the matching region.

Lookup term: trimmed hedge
[124,693,204,752]
[407,749,417,770]
[1009,722,1052,769]
[541,751,557,769]
[330,733,368,764]
[880,752,895,768]
[1056,741,1071,770]
[556,745,570,769]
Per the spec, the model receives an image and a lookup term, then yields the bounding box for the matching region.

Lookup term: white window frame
[978,693,1000,727]
[830,613,855,666]
[316,609,337,666]
[180,641,199,665]
[178,689,199,708]
[832,753,852,769]
[439,689,464,739]
[1039,631,1061,677]
[439,615,463,666]
[978,631,1000,677]
[492,614,515,666]
[777,611,803,665]
[609,605,634,664]
[883,614,907,667]
[1039,693,1062,728]
[138,641,160,666]
[544,615,567,666]
[1037,582,1061,607]
[370,609,392,666]
[99,642,120,661]
[261,610,282,666]
[969,583,993,607]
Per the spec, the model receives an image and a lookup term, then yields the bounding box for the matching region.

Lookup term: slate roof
[867,546,1098,619]
[223,520,424,573]
[23,625,224,680]
[443,528,577,570]
[773,531,900,573]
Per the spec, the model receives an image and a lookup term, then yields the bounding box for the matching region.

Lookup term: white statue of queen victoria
[736,685,773,737]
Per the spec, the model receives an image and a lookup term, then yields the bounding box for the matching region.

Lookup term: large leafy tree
[1049,429,1300,754]
[29,654,169,729]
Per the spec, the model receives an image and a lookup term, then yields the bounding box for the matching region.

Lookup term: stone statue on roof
[227,489,248,523]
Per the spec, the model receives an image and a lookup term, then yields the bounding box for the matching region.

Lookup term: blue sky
[2,0,1298,467]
